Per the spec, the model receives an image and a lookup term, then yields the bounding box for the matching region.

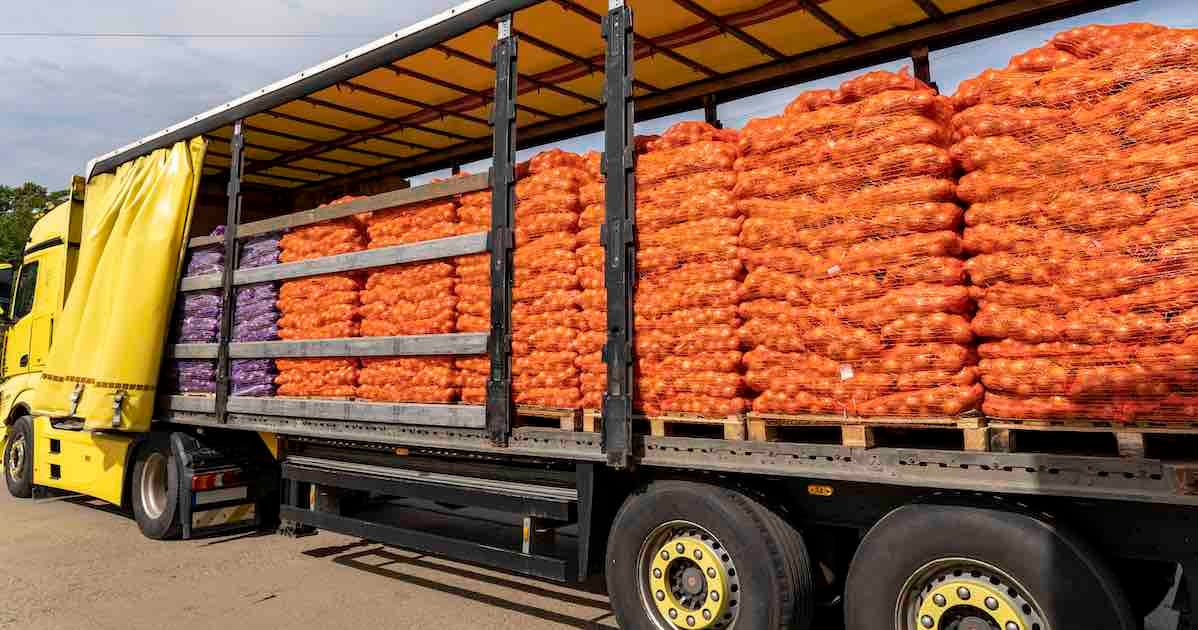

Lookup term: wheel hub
[898,559,1049,630]
[7,434,25,482]
[639,522,740,630]
[139,452,169,520]
[680,566,705,595]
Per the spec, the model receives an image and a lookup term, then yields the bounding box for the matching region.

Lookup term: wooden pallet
[986,417,1198,458]
[747,412,988,450]
[516,405,584,431]
[582,409,602,433]
[647,413,747,441]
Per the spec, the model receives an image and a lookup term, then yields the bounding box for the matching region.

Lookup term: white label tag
[839,364,854,380]
[827,265,841,276]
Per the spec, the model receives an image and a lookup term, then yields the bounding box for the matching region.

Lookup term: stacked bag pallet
[955,24,1198,421]
[635,122,747,417]
[358,196,461,403]
[274,196,365,398]
[511,149,594,408]
[168,226,225,394]
[231,233,282,396]
[737,70,981,417]
[577,152,606,410]
[455,184,493,404]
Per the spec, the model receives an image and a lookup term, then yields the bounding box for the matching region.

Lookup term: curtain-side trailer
[4,1,1197,628]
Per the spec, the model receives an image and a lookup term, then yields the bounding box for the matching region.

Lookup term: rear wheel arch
[119,433,159,512]
[845,502,1136,630]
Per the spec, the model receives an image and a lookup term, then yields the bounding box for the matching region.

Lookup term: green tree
[0,182,67,262]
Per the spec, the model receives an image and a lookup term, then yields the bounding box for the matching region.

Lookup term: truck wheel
[131,436,181,540]
[606,480,814,630]
[3,416,33,498]
[845,503,1136,630]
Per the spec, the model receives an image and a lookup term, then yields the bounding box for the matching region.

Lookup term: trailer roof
[86,0,1126,191]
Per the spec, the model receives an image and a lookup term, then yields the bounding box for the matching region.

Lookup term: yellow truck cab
[0,177,271,533]
[0,181,82,454]
[0,180,141,508]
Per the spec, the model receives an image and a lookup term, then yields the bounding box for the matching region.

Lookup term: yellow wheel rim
[897,558,1049,630]
[917,579,1023,629]
[638,521,740,629]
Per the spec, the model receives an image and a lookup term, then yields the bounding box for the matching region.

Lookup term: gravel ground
[0,490,618,630]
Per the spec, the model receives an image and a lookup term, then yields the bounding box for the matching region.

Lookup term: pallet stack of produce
[576,152,606,411]
[737,70,981,418]
[635,122,747,418]
[231,233,281,396]
[275,197,365,398]
[168,226,225,394]
[358,198,461,403]
[956,24,1198,421]
[455,185,493,405]
[511,149,593,409]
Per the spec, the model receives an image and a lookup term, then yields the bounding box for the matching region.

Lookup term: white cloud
[0,0,460,186]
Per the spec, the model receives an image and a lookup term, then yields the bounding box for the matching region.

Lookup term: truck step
[277,504,572,582]
[282,455,578,521]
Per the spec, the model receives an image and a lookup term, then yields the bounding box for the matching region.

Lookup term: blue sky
[0,0,1193,188]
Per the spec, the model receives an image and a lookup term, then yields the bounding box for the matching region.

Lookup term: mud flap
[171,432,278,539]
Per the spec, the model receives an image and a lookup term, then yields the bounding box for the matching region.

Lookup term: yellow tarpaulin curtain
[34,138,207,432]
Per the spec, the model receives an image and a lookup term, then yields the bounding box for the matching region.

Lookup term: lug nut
[932,593,947,607]
[687,616,695,626]
[654,568,663,579]
[676,543,686,554]
[710,591,719,602]
[985,596,1000,611]
[707,568,717,579]
[694,549,703,561]
[656,590,665,602]
[957,586,971,600]
[1006,623,1020,630]
[920,615,935,628]
[703,610,712,620]
[669,609,678,619]
[661,551,670,561]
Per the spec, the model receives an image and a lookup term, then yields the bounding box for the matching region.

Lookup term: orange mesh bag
[358,193,462,403]
[454,185,493,404]
[275,197,366,398]
[630,121,748,418]
[955,25,1198,422]
[737,70,980,418]
[575,150,608,409]
[509,150,596,408]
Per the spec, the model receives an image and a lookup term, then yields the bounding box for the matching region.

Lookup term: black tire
[130,436,182,540]
[3,416,33,498]
[605,480,814,630]
[844,503,1136,630]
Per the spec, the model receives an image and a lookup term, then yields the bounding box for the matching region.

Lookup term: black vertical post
[703,95,722,129]
[215,120,244,424]
[601,0,636,469]
[911,45,938,93]
[487,14,518,446]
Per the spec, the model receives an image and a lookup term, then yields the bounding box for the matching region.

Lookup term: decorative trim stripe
[42,373,157,392]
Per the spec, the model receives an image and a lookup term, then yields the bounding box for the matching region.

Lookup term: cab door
[3,261,39,377]
[26,253,60,370]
